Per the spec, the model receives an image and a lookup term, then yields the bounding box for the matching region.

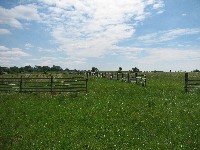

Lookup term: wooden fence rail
[0,76,88,94]
[184,73,200,92]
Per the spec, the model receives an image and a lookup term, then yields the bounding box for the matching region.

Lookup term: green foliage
[118,67,122,72]
[132,67,139,72]
[91,67,98,72]
[0,65,64,74]
[0,72,199,149]
[193,69,199,72]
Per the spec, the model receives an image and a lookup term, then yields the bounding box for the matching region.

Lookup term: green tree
[10,66,19,73]
[0,67,10,74]
[118,67,122,73]
[132,67,139,72]
[34,66,42,72]
[64,68,69,72]
[92,67,98,72]
[24,65,33,72]
[51,65,63,72]
[193,69,199,72]
[42,66,51,72]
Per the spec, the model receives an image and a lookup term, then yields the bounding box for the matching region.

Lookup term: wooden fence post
[122,73,124,79]
[128,73,130,82]
[144,75,147,87]
[20,76,22,93]
[86,78,88,94]
[51,76,53,94]
[135,73,138,84]
[86,72,88,79]
[117,72,119,80]
[185,73,188,92]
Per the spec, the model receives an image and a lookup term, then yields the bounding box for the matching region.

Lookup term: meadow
[0,72,199,149]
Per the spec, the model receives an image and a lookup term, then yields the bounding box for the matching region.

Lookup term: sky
[0,0,199,71]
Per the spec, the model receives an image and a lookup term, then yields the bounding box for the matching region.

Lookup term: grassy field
[0,72,199,149]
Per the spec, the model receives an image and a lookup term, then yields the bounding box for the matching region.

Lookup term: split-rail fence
[0,76,88,94]
[184,73,200,92]
[87,72,146,87]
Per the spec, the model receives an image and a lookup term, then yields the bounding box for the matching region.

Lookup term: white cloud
[37,47,57,52]
[0,5,40,29]
[0,57,20,66]
[29,56,87,69]
[0,28,11,34]
[0,45,30,66]
[0,0,165,62]
[138,28,200,43]
[0,47,29,57]
[37,0,164,58]
[127,48,200,71]
[153,0,165,10]
[157,10,164,14]
[0,45,10,51]
[147,48,199,62]
[25,43,33,49]
[145,48,199,62]
[150,0,165,14]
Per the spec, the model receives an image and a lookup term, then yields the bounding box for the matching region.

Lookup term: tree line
[0,65,68,74]
[1,65,198,75]
[0,66,141,75]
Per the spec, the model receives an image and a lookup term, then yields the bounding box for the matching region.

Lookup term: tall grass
[0,72,199,149]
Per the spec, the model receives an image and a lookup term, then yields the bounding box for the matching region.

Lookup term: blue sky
[0,0,199,71]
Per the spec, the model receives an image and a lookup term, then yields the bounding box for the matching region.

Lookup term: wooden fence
[87,72,146,87]
[0,76,88,94]
[184,73,200,92]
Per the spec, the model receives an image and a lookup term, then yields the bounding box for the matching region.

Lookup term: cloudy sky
[0,0,199,71]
